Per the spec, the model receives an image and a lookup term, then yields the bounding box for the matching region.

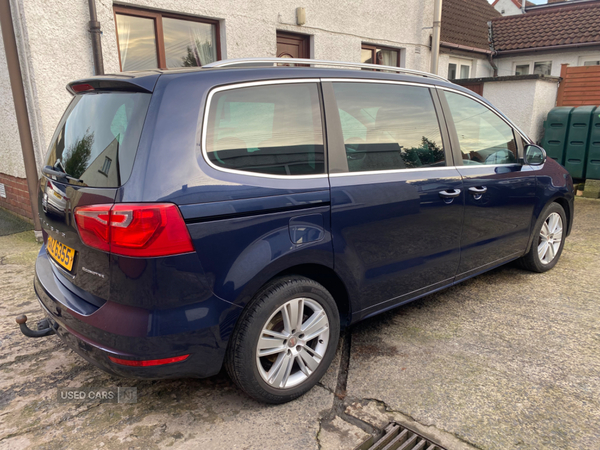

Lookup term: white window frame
[513,60,553,76]
[448,56,473,80]
[578,55,600,66]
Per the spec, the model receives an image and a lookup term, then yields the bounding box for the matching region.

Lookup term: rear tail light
[108,354,189,367]
[74,203,194,257]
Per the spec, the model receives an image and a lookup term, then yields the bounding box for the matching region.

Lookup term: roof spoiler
[66,73,160,95]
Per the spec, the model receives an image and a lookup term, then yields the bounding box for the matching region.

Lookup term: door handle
[468,186,487,195]
[439,189,461,199]
[468,186,487,200]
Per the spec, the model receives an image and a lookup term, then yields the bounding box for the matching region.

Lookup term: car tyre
[225,276,340,404]
[518,202,566,273]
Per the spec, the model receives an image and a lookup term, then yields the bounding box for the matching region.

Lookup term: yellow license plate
[47,236,75,271]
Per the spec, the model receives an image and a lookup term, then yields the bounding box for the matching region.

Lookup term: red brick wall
[0,172,33,220]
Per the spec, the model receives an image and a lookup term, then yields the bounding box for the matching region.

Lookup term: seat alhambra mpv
[28,58,574,404]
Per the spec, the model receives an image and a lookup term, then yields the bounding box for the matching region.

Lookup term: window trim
[512,60,553,76]
[113,5,221,71]
[200,79,328,180]
[435,86,529,167]
[448,56,473,80]
[361,44,401,67]
[321,78,453,175]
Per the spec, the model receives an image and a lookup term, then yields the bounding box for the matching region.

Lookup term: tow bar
[15,314,56,338]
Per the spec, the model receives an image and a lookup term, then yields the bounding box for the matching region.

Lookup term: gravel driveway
[1,198,598,450]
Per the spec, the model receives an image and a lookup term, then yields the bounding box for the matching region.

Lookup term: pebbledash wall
[0,0,435,220]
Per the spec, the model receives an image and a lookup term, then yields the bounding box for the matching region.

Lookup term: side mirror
[524,144,547,166]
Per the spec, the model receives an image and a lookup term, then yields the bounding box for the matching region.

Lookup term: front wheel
[225,276,340,404]
[518,202,566,273]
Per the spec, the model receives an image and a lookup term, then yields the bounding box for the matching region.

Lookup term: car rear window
[44,92,151,187]
[204,83,325,176]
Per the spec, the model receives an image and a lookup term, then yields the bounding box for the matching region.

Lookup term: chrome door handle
[439,189,461,199]
[468,186,487,195]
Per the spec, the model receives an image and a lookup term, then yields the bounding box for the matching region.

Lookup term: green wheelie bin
[586,109,600,180]
[542,106,574,165]
[564,105,596,179]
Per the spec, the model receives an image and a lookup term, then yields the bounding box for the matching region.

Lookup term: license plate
[47,236,75,271]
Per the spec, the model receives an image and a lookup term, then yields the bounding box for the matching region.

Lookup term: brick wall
[0,172,33,220]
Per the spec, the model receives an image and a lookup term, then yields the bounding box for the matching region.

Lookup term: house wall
[482,78,559,142]
[12,0,434,158]
[0,27,24,179]
[495,49,600,77]
[492,0,523,17]
[1,0,434,220]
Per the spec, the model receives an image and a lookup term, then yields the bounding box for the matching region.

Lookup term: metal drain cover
[365,422,447,450]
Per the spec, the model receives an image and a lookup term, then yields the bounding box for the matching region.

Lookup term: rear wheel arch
[232,262,352,329]
[526,196,572,253]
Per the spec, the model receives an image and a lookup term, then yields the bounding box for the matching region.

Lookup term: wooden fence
[557,64,600,107]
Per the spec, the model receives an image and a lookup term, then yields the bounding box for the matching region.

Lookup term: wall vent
[0,183,6,198]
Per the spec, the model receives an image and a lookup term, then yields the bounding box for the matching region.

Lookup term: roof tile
[441,0,501,50]
[491,1,600,51]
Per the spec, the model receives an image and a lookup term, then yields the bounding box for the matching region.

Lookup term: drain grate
[364,422,447,450]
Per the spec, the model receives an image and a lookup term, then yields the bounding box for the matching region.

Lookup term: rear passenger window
[333,83,445,172]
[444,91,518,165]
[205,83,324,176]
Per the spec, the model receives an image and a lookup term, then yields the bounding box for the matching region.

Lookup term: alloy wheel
[538,212,563,265]
[256,297,330,389]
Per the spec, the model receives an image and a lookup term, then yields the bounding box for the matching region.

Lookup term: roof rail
[202,58,448,82]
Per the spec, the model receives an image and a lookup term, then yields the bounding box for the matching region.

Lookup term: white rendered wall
[495,49,600,77]
[493,0,523,16]
[2,0,434,171]
[483,79,558,142]
[0,27,25,178]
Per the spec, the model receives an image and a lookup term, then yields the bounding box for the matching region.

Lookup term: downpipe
[15,314,56,338]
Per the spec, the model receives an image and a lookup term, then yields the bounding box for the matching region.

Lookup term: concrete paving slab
[0,208,33,237]
[317,416,371,450]
[0,231,334,450]
[346,198,600,449]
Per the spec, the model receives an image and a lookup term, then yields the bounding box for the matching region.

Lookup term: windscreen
[44,92,151,187]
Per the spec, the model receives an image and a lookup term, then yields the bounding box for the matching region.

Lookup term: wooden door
[276,32,309,59]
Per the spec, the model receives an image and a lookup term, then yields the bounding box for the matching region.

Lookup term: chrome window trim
[329,166,459,178]
[200,78,328,180]
[328,164,519,178]
[436,86,531,144]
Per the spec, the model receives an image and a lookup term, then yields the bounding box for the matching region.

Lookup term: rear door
[323,80,464,320]
[38,89,151,304]
[437,88,536,279]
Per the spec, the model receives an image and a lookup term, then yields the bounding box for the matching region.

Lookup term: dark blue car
[29,58,574,403]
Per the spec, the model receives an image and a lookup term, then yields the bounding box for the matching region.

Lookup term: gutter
[440,41,492,54]
[0,0,41,234]
[495,41,600,55]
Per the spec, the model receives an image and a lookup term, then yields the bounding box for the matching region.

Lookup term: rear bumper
[34,248,241,379]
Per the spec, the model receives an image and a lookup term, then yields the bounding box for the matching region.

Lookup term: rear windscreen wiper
[42,166,85,185]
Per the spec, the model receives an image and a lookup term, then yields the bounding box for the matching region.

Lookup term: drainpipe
[487,21,498,77]
[0,0,42,234]
[88,0,104,75]
[430,0,443,74]
[488,53,498,77]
